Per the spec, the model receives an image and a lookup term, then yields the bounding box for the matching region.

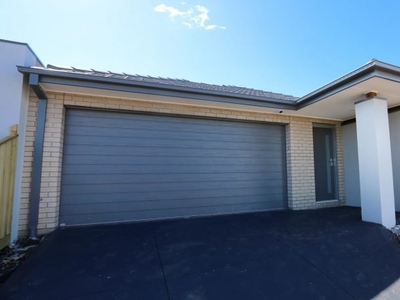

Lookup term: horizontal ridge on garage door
[63,134,283,150]
[62,155,283,166]
[67,111,284,136]
[61,179,285,195]
[62,163,284,175]
[59,109,287,226]
[60,188,284,204]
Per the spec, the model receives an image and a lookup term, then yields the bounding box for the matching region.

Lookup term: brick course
[19,91,345,236]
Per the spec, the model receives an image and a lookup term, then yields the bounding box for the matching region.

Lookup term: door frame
[312,123,339,201]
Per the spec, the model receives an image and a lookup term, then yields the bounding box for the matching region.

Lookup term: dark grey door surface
[313,126,337,201]
[59,109,287,226]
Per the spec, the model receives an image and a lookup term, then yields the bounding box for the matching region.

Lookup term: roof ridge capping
[46,64,73,71]
[296,58,400,104]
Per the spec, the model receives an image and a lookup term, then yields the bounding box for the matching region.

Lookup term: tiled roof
[43,64,298,102]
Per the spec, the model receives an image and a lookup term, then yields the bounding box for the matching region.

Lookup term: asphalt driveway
[1,207,400,300]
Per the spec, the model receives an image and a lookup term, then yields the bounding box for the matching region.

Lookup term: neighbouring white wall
[0,40,43,243]
[0,41,42,136]
[342,123,361,207]
[1,43,31,136]
[389,110,400,211]
[343,112,400,211]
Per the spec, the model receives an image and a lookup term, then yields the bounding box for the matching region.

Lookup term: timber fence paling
[0,132,18,249]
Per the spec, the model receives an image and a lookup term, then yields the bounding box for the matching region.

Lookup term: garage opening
[59,108,287,226]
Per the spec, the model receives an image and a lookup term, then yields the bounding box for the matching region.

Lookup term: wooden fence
[0,125,18,250]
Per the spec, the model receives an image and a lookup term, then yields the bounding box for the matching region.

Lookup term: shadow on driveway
[1,206,400,299]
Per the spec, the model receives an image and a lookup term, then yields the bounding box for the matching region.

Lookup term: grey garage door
[59,109,287,226]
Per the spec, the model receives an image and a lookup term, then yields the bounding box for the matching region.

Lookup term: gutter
[27,74,48,237]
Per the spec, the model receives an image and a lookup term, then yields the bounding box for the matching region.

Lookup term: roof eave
[17,66,297,110]
[296,60,400,109]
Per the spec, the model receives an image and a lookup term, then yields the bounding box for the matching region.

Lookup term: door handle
[330,158,336,167]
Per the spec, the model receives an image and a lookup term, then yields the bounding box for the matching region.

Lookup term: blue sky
[1,0,400,96]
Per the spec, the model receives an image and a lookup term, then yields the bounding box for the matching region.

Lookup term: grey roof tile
[43,64,298,101]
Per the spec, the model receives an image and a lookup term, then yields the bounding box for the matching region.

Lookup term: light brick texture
[19,91,345,236]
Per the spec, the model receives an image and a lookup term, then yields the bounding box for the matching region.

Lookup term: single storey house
[2,39,400,242]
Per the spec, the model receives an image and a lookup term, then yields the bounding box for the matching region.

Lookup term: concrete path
[1,207,400,299]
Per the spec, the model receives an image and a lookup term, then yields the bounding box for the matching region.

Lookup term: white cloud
[154,4,187,18]
[204,25,216,30]
[154,3,226,30]
[191,5,209,28]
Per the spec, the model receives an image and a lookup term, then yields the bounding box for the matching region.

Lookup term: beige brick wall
[19,91,345,236]
[286,118,345,210]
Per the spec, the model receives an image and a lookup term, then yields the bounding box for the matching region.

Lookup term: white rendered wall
[0,40,42,243]
[342,123,361,207]
[354,97,395,228]
[389,110,400,211]
[343,111,400,211]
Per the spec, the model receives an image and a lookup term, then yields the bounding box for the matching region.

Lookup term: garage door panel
[63,134,284,151]
[69,110,282,135]
[67,113,283,138]
[63,145,283,158]
[62,154,284,166]
[61,188,285,205]
[60,109,287,225]
[65,121,274,139]
[69,110,270,130]
[61,201,284,226]
[60,194,285,215]
[61,179,286,196]
[61,171,285,185]
[64,128,285,152]
[62,163,285,175]
[66,126,280,145]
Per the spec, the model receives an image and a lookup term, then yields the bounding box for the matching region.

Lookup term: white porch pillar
[355,96,396,228]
